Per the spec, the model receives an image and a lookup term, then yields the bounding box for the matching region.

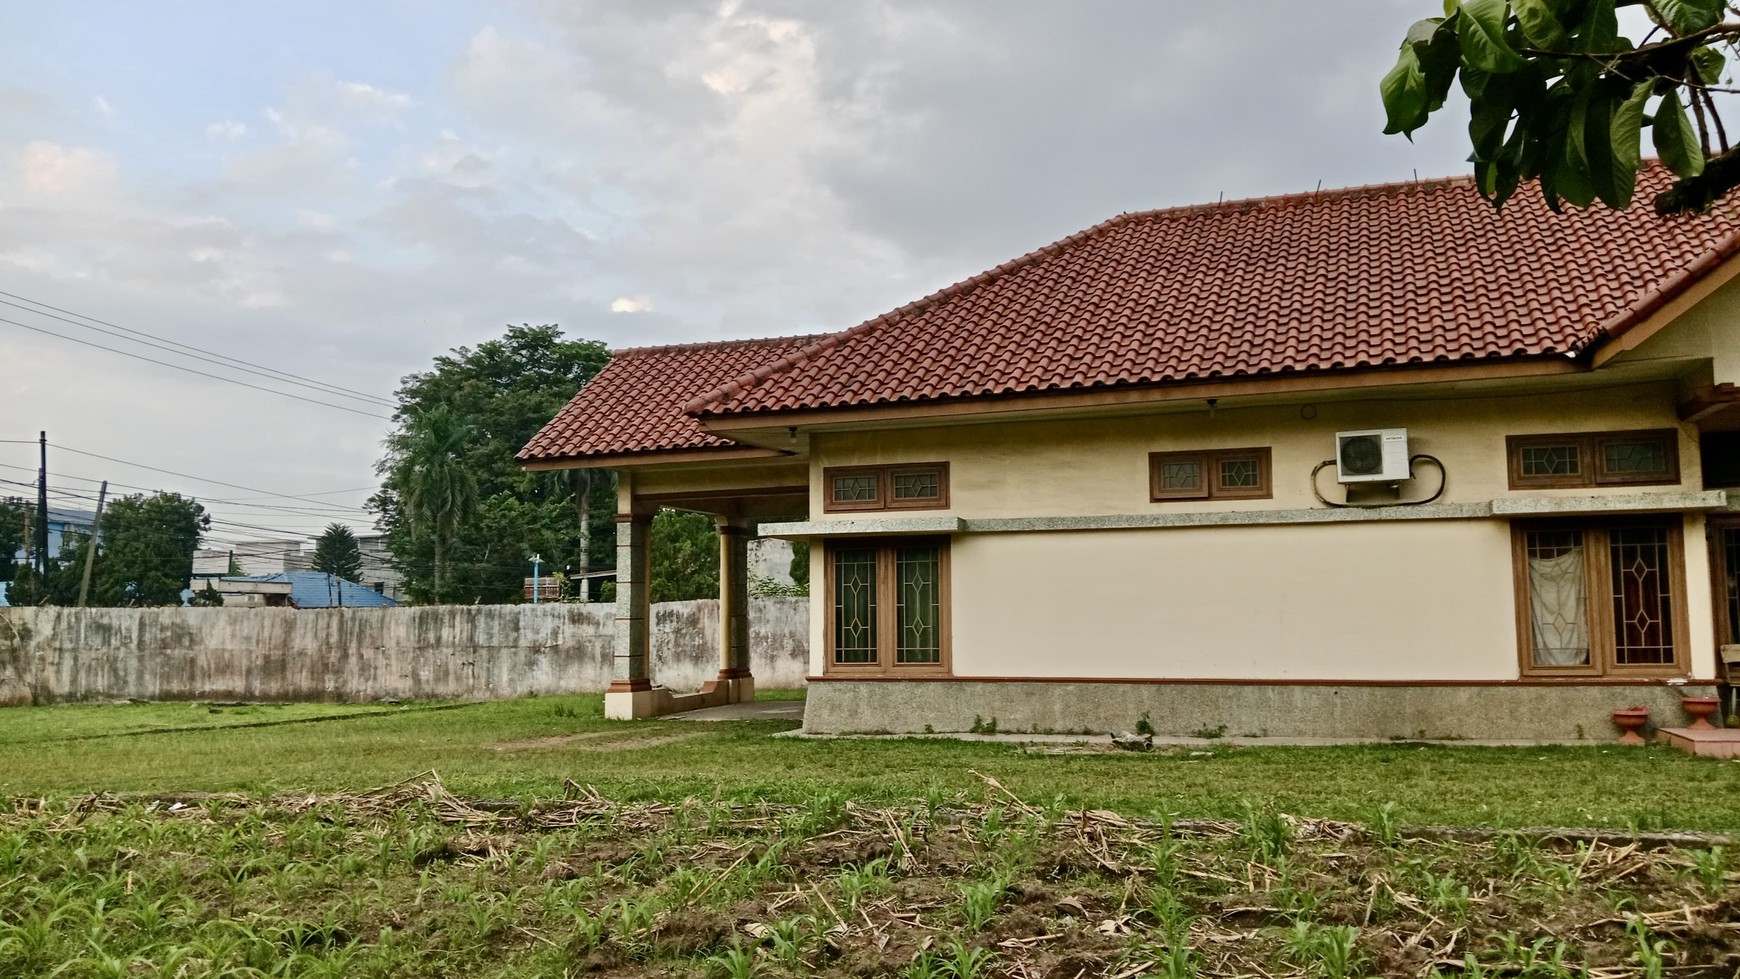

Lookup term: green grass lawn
[2,693,1737,832]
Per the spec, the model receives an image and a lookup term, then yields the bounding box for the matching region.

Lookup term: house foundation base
[603,676,757,720]
[803,679,1719,742]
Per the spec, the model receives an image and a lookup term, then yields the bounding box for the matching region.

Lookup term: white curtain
[1528,545,1590,667]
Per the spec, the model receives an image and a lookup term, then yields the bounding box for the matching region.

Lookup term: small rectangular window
[1150,448,1271,502]
[823,463,948,513]
[1508,430,1678,489]
[826,468,883,512]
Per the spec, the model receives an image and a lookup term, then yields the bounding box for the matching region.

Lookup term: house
[0,502,100,607]
[520,166,1740,740]
[186,572,398,608]
[192,535,405,602]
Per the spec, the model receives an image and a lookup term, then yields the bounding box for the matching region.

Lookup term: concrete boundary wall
[0,599,808,705]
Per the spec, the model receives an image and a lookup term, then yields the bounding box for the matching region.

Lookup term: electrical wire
[0,297,396,409]
[0,315,392,420]
[37,444,379,511]
[0,465,366,519]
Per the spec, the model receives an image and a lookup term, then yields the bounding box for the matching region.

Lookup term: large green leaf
[1512,0,1567,48]
[1380,46,1429,135]
[1691,45,1726,84]
[1416,17,1463,111]
[1572,0,1619,53]
[1608,79,1654,177]
[1650,0,1723,33]
[1652,89,1706,177]
[1458,0,1526,72]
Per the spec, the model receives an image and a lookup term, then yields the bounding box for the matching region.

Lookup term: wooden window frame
[1149,447,1272,502]
[1506,429,1679,490]
[822,537,951,675]
[822,463,949,513]
[1510,516,1689,679]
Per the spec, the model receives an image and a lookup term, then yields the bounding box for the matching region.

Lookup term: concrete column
[717,520,754,702]
[604,512,654,719]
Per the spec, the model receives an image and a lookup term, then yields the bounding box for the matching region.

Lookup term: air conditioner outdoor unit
[1335,428,1410,483]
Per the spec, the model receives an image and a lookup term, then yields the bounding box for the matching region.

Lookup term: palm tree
[396,404,477,599]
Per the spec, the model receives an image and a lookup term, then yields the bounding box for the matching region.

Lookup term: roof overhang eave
[518,445,792,472]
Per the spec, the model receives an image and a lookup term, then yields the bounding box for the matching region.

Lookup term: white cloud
[610,296,650,313]
[92,95,114,117]
[14,141,117,196]
[206,119,248,139]
[335,80,414,114]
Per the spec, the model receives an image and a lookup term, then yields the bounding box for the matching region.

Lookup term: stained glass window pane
[896,545,941,664]
[1725,528,1740,646]
[1525,530,1591,668]
[831,548,877,663]
[1602,439,1669,476]
[892,471,940,500]
[1521,445,1580,477]
[1219,458,1259,488]
[1160,460,1201,491]
[1610,526,1674,665]
[832,474,877,503]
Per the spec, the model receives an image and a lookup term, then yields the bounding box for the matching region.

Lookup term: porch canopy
[520,337,813,719]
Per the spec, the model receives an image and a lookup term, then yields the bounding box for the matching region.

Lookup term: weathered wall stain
[0,599,809,705]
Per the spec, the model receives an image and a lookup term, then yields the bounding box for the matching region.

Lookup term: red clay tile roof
[687,166,1740,418]
[519,335,824,462]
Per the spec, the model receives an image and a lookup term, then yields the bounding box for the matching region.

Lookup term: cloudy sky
[0,0,1476,549]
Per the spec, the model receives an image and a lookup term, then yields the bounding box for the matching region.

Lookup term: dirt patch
[7,775,1740,978]
[492,731,619,752]
[493,731,703,753]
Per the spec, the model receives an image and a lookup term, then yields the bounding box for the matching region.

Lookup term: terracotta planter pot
[1681,696,1721,731]
[1612,707,1650,744]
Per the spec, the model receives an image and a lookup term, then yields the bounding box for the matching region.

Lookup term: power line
[0,465,367,519]
[41,444,380,511]
[0,297,397,409]
[0,315,393,420]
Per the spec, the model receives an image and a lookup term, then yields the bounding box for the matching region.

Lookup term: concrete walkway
[667,700,805,722]
[776,730,1613,747]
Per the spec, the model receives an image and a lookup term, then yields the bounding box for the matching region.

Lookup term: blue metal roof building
[214,572,398,608]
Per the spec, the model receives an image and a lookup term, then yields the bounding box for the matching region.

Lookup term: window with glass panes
[825,538,949,672]
[1512,517,1687,676]
[1149,448,1272,501]
[823,463,948,512]
[1506,430,1678,489]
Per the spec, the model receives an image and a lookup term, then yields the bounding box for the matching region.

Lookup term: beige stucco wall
[806,381,1695,520]
[1614,267,1740,385]
[949,521,1520,681]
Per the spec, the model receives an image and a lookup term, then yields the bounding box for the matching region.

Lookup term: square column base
[605,685,670,720]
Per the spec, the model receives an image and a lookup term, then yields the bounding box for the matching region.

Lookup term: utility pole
[36,432,48,576]
[76,481,108,607]
[531,553,542,604]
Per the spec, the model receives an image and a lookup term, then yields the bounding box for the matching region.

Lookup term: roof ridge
[681,210,1147,415]
[614,333,829,358]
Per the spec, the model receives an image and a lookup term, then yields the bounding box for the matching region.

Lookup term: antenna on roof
[1218,191,1224,204]
[1413,168,1419,184]
[1315,180,1322,194]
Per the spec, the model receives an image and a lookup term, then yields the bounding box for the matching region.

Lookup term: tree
[310,523,363,581]
[649,510,720,603]
[0,500,23,585]
[389,404,478,600]
[1381,0,1740,214]
[370,324,613,604]
[91,493,208,606]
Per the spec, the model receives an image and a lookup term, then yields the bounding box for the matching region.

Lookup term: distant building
[186,571,398,609]
[190,533,403,601]
[4,498,98,562]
